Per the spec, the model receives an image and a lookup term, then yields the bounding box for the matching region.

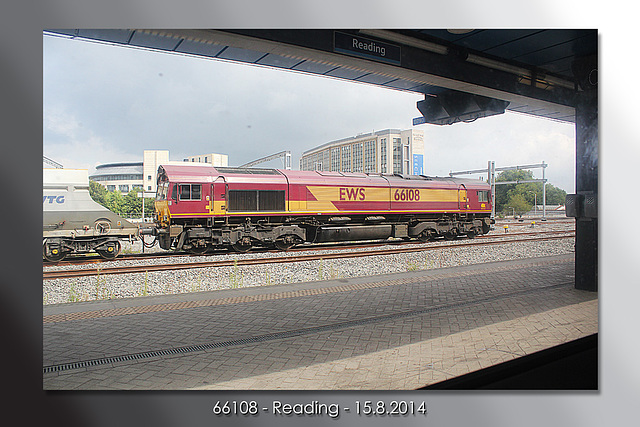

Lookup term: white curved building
[89,162,144,194]
[90,150,228,194]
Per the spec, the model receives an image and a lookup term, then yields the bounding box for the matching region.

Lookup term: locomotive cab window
[478,190,489,203]
[179,184,202,201]
[171,183,178,201]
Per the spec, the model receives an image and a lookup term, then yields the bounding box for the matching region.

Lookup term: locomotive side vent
[228,190,285,212]
[258,190,285,211]
[229,190,258,211]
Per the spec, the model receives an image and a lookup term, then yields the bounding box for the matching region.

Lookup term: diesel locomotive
[148,164,494,253]
[43,168,138,261]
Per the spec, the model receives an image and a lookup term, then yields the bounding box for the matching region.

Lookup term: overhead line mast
[43,155,63,169]
[239,151,292,170]
[450,161,548,220]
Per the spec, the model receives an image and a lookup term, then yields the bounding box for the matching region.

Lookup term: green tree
[503,193,531,217]
[123,190,142,216]
[89,180,109,207]
[544,183,567,205]
[106,191,125,215]
[129,188,156,220]
[89,182,156,219]
[144,197,155,218]
[495,170,534,213]
[494,169,567,212]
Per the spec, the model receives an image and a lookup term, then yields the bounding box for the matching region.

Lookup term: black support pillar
[574,88,598,292]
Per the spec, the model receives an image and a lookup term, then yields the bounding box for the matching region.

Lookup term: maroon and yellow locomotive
[150,164,494,253]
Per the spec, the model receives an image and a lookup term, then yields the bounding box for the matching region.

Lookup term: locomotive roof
[158,164,489,188]
[158,164,284,182]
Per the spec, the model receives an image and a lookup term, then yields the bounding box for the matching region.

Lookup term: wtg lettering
[43,195,65,204]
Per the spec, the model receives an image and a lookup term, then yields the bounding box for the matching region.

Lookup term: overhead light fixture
[360,29,575,90]
[416,90,510,125]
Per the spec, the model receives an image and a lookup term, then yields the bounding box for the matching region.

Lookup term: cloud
[44,106,81,137]
[43,34,577,192]
[44,105,138,171]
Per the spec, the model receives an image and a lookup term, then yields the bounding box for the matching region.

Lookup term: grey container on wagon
[43,168,139,262]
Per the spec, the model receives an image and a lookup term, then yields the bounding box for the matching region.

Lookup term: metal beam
[450,163,547,176]
[239,150,292,169]
[43,155,63,169]
[494,179,546,185]
[450,161,548,219]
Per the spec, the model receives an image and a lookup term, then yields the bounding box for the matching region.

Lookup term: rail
[43,233,574,280]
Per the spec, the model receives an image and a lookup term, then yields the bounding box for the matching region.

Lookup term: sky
[43,32,576,192]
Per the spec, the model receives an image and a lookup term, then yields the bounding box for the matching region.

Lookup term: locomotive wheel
[418,229,435,242]
[231,242,252,253]
[467,230,477,239]
[231,237,253,253]
[444,231,457,241]
[273,235,298,251]
[43,243,66,262]
[188,245,208,255]
[97,241,121,259]
[274,240,294,251]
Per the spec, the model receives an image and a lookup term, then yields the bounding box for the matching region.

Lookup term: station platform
[42,253,598,390]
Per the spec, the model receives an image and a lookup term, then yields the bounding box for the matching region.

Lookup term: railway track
[43,232,574,280]
[44,227,574,267]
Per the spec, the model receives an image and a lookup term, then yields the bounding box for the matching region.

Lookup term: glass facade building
[300,129,425,175]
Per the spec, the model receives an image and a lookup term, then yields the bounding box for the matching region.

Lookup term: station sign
[413,154,424,175]
[334,32,401,65]
[412,116,426,126]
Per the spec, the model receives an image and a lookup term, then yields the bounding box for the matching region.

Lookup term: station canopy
[46,29,596,124]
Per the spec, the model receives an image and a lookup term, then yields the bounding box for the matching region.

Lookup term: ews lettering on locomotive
[339,187,365,201]
[43,195,65,204]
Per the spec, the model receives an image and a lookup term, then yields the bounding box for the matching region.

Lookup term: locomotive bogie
[167,223,308,252]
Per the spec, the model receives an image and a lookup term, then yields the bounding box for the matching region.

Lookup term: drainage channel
[43,282,572,375]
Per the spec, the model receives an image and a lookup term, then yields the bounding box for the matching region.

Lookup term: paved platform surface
[42,254,598,390]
